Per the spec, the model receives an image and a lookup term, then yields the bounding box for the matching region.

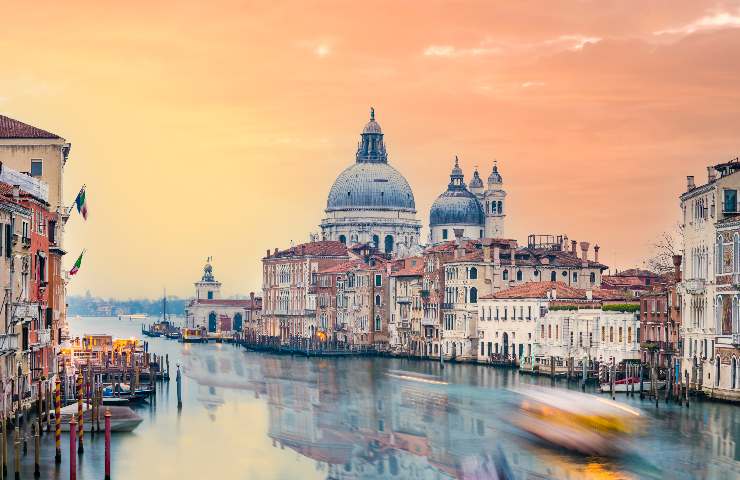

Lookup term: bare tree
[644,224,683,274]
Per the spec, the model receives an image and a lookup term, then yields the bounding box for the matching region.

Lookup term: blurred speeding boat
[510,386,643,456]
[58,403,143,432]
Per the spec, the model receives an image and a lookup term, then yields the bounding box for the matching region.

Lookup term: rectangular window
[442,229,448,240]
[724,189,737,213]
[30,160,43,177]
[375,274,382,287]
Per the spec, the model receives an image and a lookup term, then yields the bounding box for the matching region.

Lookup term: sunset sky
[2,1,740,298]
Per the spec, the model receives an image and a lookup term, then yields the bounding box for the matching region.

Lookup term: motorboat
[181,328,207,343]
[509,385,643,456]
[57,403,143,432]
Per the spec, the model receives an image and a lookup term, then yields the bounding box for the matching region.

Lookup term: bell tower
[195,257,222,300]
[484,161,506,238]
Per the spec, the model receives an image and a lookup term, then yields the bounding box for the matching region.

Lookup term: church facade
[185,260,261,337]
[320,109,421,255]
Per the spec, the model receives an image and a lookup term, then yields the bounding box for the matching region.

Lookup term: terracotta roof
[319,259,363,274]
[515,247,607,269]
[268,241,348,259]
[192,299,261,308]
[484,281,584,300]
[481,281,632,302]
[391,263,424,277]
[615,268,659,277]
[0,115,61,139]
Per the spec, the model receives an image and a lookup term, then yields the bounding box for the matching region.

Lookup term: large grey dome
[430,189,484,227]
[327,162,416,212]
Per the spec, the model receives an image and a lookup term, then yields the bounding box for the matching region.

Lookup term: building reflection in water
[179,346,738,480]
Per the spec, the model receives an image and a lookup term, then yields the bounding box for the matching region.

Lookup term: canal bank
[10,316,737,479]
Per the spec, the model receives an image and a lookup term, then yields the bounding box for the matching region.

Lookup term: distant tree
[644,224,682,274]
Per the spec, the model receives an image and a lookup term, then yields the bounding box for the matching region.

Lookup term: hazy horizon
[3,1,740,297]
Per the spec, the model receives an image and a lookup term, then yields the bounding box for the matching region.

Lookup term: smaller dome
[488,161,503,184]
[470,169,483,189]
[430,190,484,227]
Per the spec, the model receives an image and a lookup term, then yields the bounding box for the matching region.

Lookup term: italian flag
[70,251,84,276]
[75,186,88,220]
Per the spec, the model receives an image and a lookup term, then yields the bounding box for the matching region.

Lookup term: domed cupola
[469,169,483,189]
[429,157,485,238]
[488,160,503,185]
[320,109,421,253]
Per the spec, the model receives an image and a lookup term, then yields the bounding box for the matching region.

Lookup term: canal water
[13,316,740,479]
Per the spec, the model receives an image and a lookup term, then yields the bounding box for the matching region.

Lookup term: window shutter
[4,224,10,258]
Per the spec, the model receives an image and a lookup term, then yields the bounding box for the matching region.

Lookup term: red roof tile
[268,241,348,259]
[0,115,61,139]
[484,281,585,300]
[192,299,261,308]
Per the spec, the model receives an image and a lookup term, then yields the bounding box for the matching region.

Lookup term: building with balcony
[389,257,424,355]
[679,159,740,395]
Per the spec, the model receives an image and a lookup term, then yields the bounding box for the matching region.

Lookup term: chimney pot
[673,254,682,282]
[266,249,270,258]
[12,185,20,199]
[594,244,600,263]
[579,241,590,261]
[687,175,695,190]
[571,240,577,255]
[274,248,279,256]
[708,166,717,182]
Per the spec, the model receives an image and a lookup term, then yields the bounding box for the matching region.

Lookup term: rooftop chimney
[594,244,600,263]
[708,166,717,182]
[12,185,19,200]
[571,240,577,255]
[580,241,590,267]
[266,249,271,258]
[687,175,695,191]
[562,235,569,251]
[586,289,593,301]
[454,229,465,259]
[673,254,683,283]
[274,248,279,256]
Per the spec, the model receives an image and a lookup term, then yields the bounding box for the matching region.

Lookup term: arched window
[372,234,379,248]
[469,267,478,280]
[502,270,509,281]
[339,235,347,245]
[233,313,243,332]
[609,326,614,342]
[208,312,217,333]
[627,326,632,343]
[375,315,381,331]
[550,271,556,281]
[572,272,578,283]
[590,272,596,283]
[516,270,523,281]
[497,201,503,214]
[470,287,478,303]
[375,294,381,306]
[548,325,551,339]
[350,233,358,243]
[491,202,497,214]
[731,357,737,390]
[717,235,724,274]
[384,235,394,254]
[619,327,623,343]
[716,356,721,387]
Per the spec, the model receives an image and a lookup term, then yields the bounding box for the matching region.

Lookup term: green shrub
[602,303,640,313]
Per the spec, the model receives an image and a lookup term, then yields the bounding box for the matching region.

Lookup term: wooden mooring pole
[69,416,76,480]
[104,409,111,480]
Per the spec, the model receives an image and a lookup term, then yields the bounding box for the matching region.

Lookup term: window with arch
[469,267,478,280]
[590,272,596,283]
[628,326,632,343]
[731,357,737,389]
[372,234,379,248]
[502,270,509,281]
[609,326,614,342]
[555,324,559,339]
[716,356,721,387]
[374,294,381,306]
[618,326,623,343]
[601,326,605,342]
[470,287,478,304]
[550,271,557,281]
[497,201,503,214]
[339,235,347,245]
[350,233,358,243]
[716,235,724,274]
[375,316,381,331]
[384,235,394,254]
[516,270,523,281]
[572,272,578,283]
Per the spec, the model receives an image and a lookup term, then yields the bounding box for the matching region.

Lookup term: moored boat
[600,378,666,393]
[58,403,143,432]
[181,328,207,343]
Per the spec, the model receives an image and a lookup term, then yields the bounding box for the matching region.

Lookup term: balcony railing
[396,296,411,304]
[0,333,19,351]
[33,329,51,347]
[441,303,454,310]
[13,303,40,320]
[421,317,437,326]
[683,278,706,294]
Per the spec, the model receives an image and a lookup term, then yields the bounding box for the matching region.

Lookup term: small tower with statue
[195,257,222,300]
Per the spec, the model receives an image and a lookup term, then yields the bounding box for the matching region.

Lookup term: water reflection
[180,345,740,480]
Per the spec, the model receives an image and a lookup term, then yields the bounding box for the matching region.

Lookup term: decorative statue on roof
[202,257,216,282]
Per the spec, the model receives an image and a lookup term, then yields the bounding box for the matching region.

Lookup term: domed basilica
[320,109,421,254]
[320,109,506,252]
